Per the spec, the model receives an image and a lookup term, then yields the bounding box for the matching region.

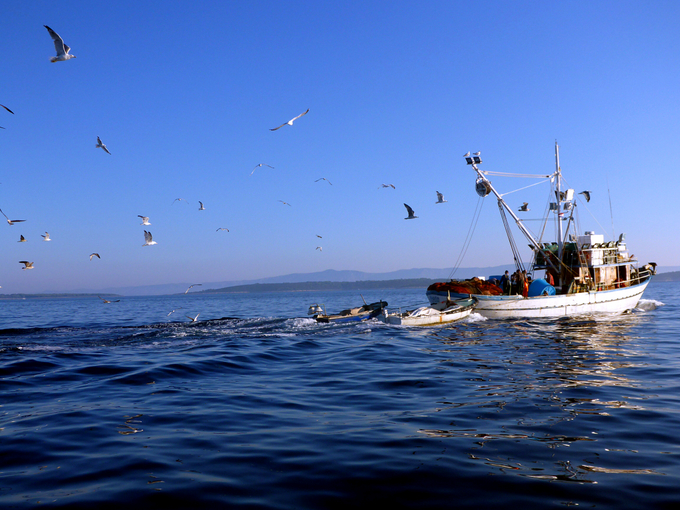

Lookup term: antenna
[606,176,615,240]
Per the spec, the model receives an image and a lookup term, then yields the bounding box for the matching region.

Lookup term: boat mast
[555,142,564,259]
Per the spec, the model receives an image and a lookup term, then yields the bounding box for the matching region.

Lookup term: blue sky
[1,1,678,294]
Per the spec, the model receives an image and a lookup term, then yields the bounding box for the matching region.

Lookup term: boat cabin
[533,231,639,293]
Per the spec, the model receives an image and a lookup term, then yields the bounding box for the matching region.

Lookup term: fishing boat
[382,297,476,326]
[308,298,388,323]
[426,145,656,319]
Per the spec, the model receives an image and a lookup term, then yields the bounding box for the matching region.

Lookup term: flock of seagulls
[4,27,551,321]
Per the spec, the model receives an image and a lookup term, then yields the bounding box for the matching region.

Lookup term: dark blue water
[1,283,677,509]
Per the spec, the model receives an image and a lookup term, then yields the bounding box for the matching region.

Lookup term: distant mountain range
[56,265,680,296]
[88,266,516,296]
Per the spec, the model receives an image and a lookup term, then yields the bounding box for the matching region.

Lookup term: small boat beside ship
[382,297,476,326]
[308,298,387,323]
[426,145,655,319]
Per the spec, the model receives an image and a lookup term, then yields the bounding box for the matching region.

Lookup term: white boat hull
[428,278,651,319]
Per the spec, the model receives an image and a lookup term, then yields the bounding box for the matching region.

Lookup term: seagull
[316,246,322,251]
[463,152,470,157]
[315,177,332,185]
[19,261,34,270]
[44,25,76,62]
[198,201,205,210]
[379,184,395,189]
[579,190,591,202]
[0,208,26,225]
[473,151,481,156]
[316,235,322,238]
[96,136,111,155]
[172,198,189,205]
[98,295,120,303]
[138,215,151,225]
[143,230,157,246]
[90,253,100,260]
[186,313,200,322]
[278,200,292,206]
[216,227,230,232]
[270,109,309,131]
[0,104,14,114]
[42,232,51,241]
[18,235,26,242]
[167,307,183,316]
[251,163,274,175]
[404,203,418,220]
[185,284,202,294]
[519,202,530,212]
[436,191,447,204]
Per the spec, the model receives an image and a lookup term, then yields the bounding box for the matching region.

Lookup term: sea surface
[0,282,677,509]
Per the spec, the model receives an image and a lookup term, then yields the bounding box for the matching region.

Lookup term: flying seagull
[518,202,530,212]
[436,191,447,204]
[90,253,100,260]
[270,109,309,131]
[138,215,151,225]
[379,184,396,189]
[316,235,322,238]
[1,104,14,114]
[98,295,120,303]
[251,163,274,175]
[167,307,183,316]
[315,177,332,185]
[185,284,202,294]
[42,232,51,241]
[278,200,292,206]
[44,25,76,62]
[186,313,200,322]
[216,227,230,232]
[0,208,26,225]
[96,136,111,155]
[172,198,189,205]
[18,234,26,242]
[198,201,205,210]
[19,261,34,270]
[404,203,418,220]
[316,246,322,251]
[143,230,157,246]
[579,190,591,202]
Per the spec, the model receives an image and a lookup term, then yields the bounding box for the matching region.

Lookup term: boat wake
[636,298,664,311]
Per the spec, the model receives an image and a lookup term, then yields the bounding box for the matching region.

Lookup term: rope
[448,196,485,279]
[498,200,525,274]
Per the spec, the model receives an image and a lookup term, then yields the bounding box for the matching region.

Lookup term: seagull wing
[270,122,287,131]
[0,208,9,221]
[404,203,415,216]
[144,230,153,243]
[0,104,14,114]
[291,108,310,122]
[44,25,67,56]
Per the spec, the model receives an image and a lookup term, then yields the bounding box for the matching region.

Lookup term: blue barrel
[528,278,556,297]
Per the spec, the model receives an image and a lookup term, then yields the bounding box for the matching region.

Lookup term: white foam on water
[636,299,664,311]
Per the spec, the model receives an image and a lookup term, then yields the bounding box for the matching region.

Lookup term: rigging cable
[498,200,525,274]
[448,195,485,280]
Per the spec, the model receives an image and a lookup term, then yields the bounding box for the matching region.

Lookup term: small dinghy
[382,297,476,326]
[308,298,388,323]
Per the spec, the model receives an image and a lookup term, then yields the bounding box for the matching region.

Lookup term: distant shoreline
[1,274,676,299]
